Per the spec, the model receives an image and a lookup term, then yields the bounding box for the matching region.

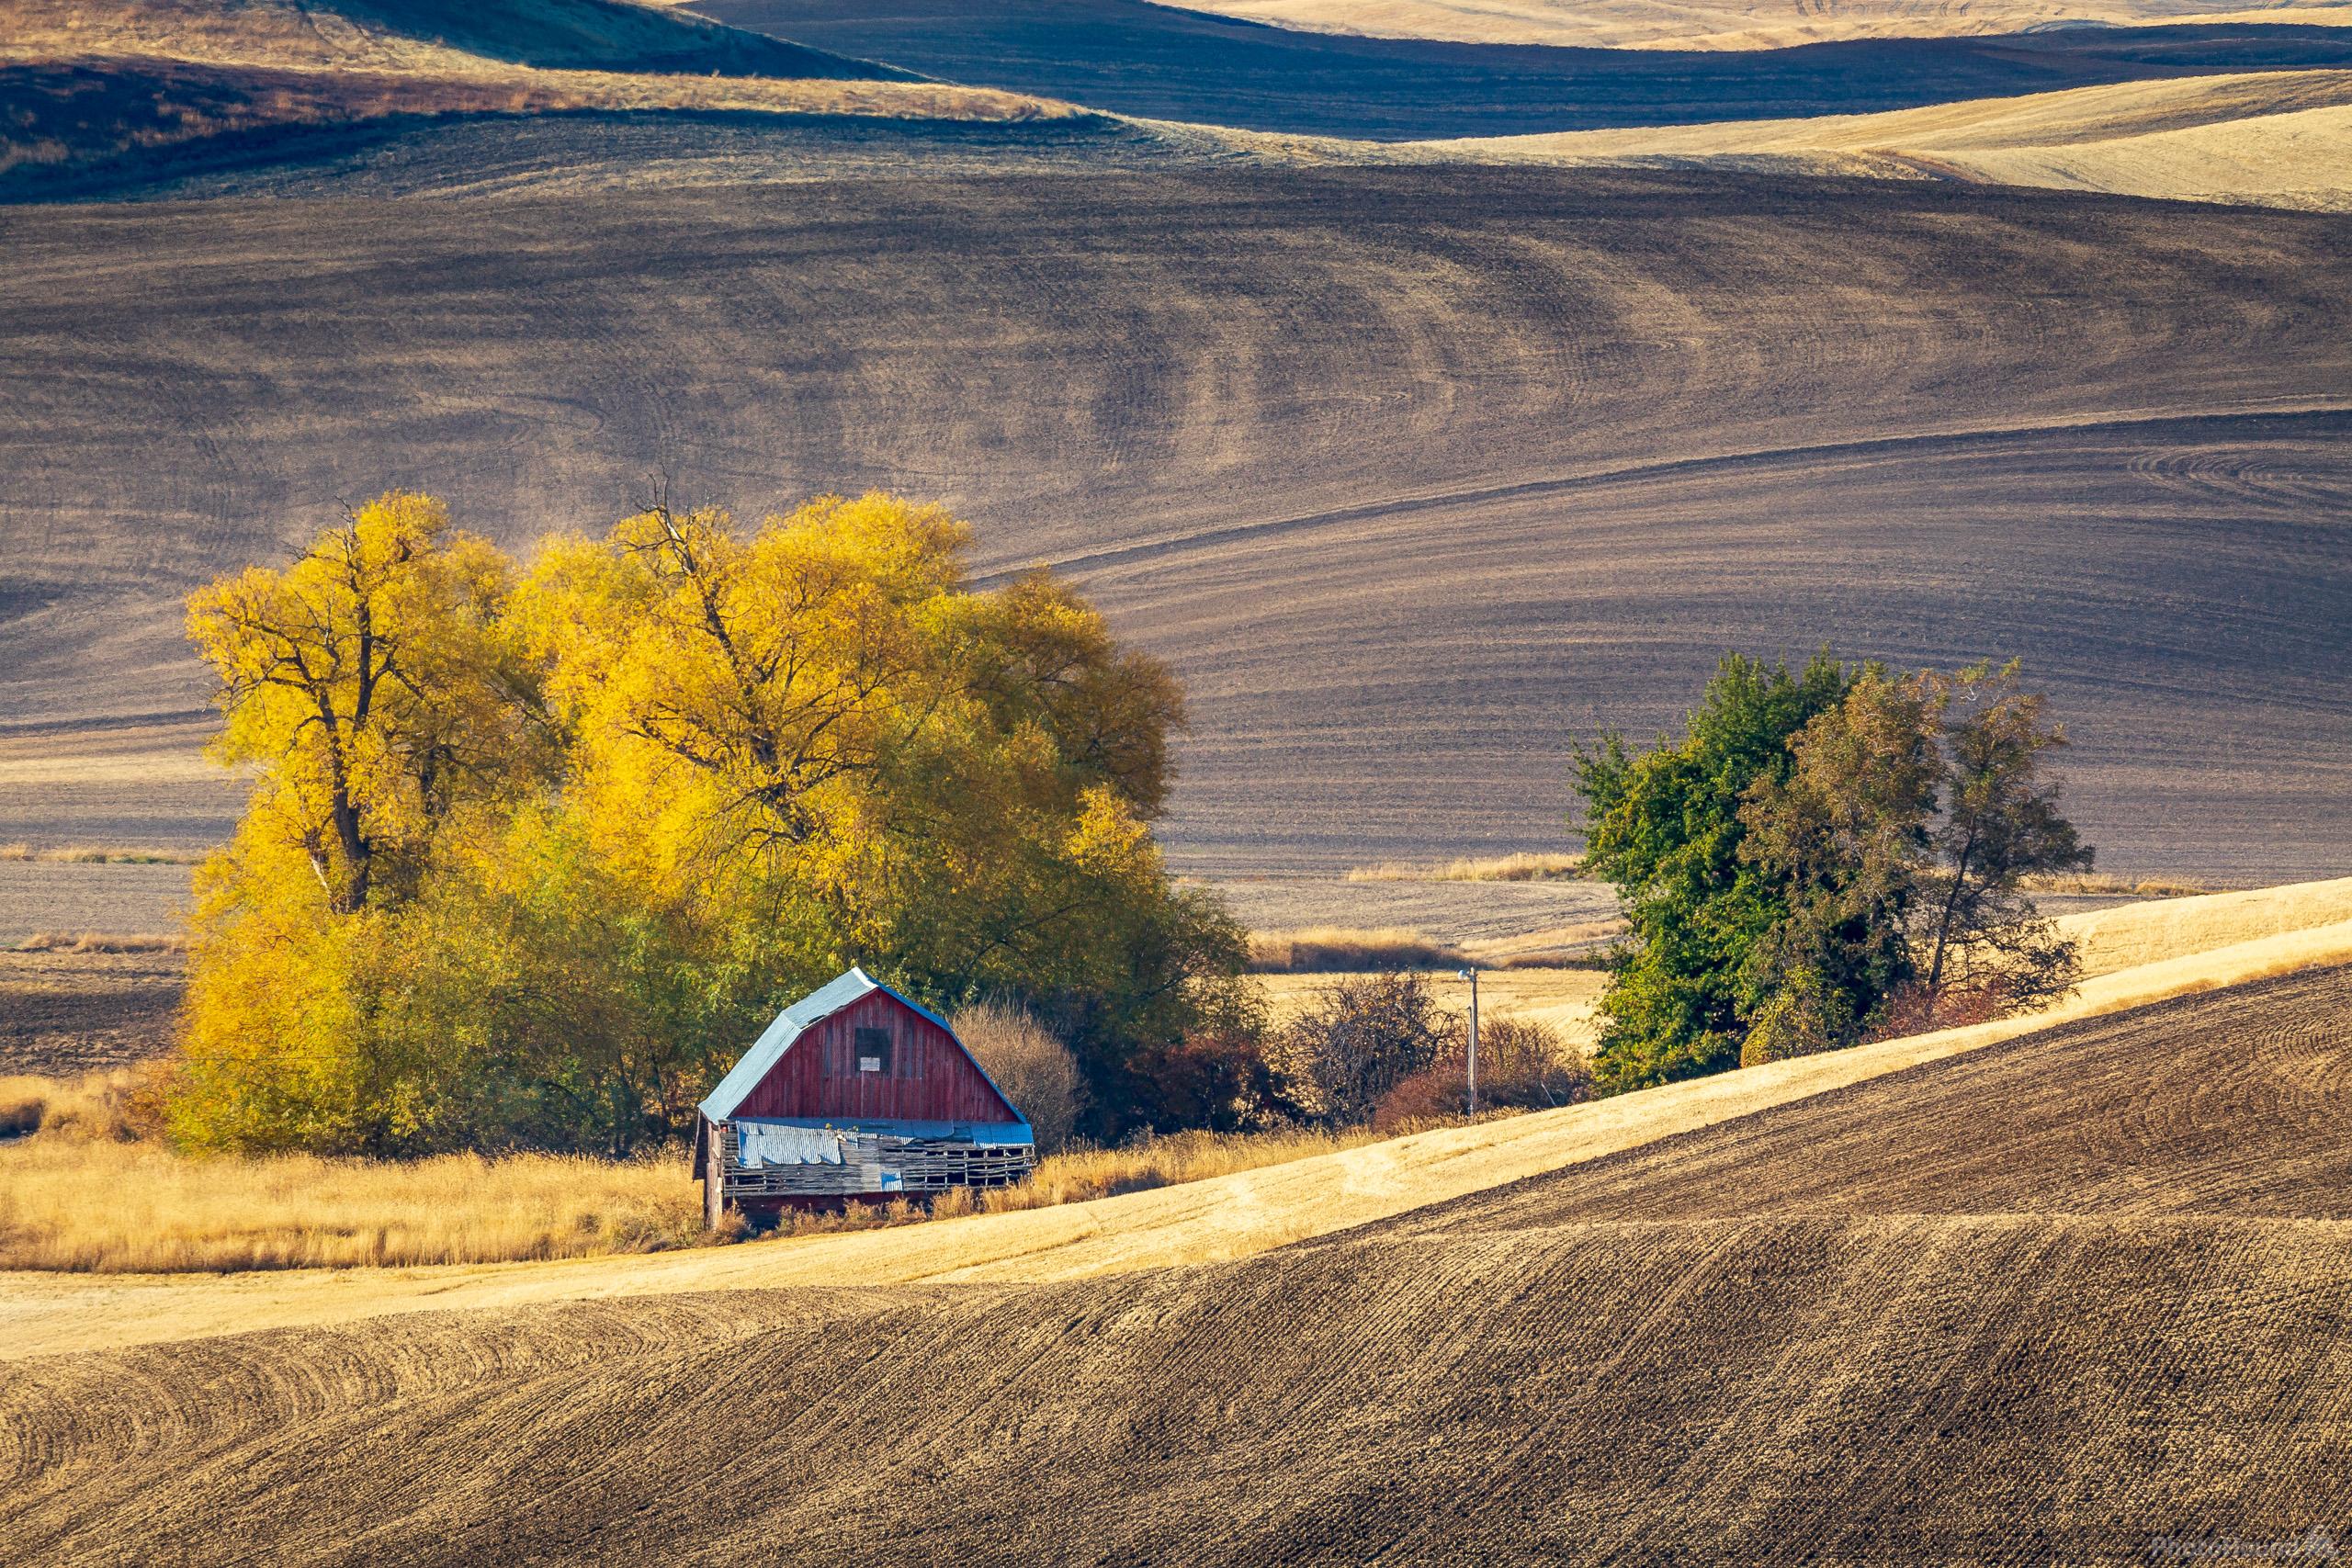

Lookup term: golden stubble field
[1164,0,2352,50]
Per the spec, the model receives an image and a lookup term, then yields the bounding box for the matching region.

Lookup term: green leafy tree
[1734,669,1939,1062]
[1572,653,1851,1091]
[1578,654,2093,1085]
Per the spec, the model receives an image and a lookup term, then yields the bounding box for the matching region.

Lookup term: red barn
[694,966,1035,1224]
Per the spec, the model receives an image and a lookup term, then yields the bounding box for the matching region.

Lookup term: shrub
[1862,977,2018,1042]
[0,1067,170,1143]
[1373,1015,1593,1126]
[1128,1026,1283,1133]
[955,1001,1085,1154]
[1271,971,1457,1125]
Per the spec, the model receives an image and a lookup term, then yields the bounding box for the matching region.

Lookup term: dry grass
[14,931,187,953]
[2024,871,2212,897]
[0,1089,1430,1271]
[1248,925,1468,971]
[978,1124,1422,1210]
[1345,852,1587,883]
[2058,875,2352,977]
[754,1123,1430,1239]
[0,1135,715,1272]
[0,1077,47,1137]
[0,1067,153,1141]
[0,843,200,864]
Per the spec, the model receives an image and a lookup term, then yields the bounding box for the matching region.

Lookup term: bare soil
[4,169,2347,883]
[0,949,182,1075]
[1365,963,2352,1230]
[3,967,2346,1562]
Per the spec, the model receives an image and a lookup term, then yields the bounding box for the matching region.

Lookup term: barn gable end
[697,967,1036,1224]
[698,967,1023,1127]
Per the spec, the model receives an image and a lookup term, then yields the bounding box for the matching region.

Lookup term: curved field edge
[1,877,2346,1359]
[1180,69,2352,209]
[7,1214,2352,1562]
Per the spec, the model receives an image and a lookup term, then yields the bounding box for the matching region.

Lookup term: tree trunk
[1921,824,1978,1017]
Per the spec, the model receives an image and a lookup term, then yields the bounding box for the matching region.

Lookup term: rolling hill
[0,0,1091,197]
[4,166,2346,881]
[2,0,900,77]
[1346,66,2352,208]
[698,0,2352,137]
[1159,0,2352,51]
[6,960,2347,1562]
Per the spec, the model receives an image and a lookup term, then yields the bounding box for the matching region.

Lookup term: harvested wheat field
[6,958,2351,1562]
[1172,0,2352,51]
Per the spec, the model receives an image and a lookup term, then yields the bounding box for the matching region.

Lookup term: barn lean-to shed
[694,966,1035,1224]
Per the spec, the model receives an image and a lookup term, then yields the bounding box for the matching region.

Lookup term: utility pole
[1456,965,1479,1117]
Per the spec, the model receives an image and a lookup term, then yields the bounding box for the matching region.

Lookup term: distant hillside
[0,0,1089,197]
[699,0,2352,137]
[2,0,904,78]
[1341,67,2352,208]
[1157,0,2352,51]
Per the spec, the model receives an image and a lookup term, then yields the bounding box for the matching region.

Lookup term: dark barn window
[855,1026,893,1075]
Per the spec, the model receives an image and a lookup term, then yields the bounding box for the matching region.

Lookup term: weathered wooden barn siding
[735,988,1014,1122]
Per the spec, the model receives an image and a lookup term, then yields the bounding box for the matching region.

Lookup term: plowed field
[6,169,2349,882]
[6,966,2347,1563]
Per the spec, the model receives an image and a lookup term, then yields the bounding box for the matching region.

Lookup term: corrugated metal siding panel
[733,989,1016,1122]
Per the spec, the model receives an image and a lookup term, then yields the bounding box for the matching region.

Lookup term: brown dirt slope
[4,170,2349,882]
[5,965,2348,1562]
[1363,963,2352,1233]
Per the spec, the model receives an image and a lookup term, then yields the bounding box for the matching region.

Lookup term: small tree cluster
[1576,654,2092,1090]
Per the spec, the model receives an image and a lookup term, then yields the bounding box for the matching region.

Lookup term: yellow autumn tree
[526,492,1241,1090]
[174,493,560,1153]
[185,491,552,915]
[172,490,1244,1154]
